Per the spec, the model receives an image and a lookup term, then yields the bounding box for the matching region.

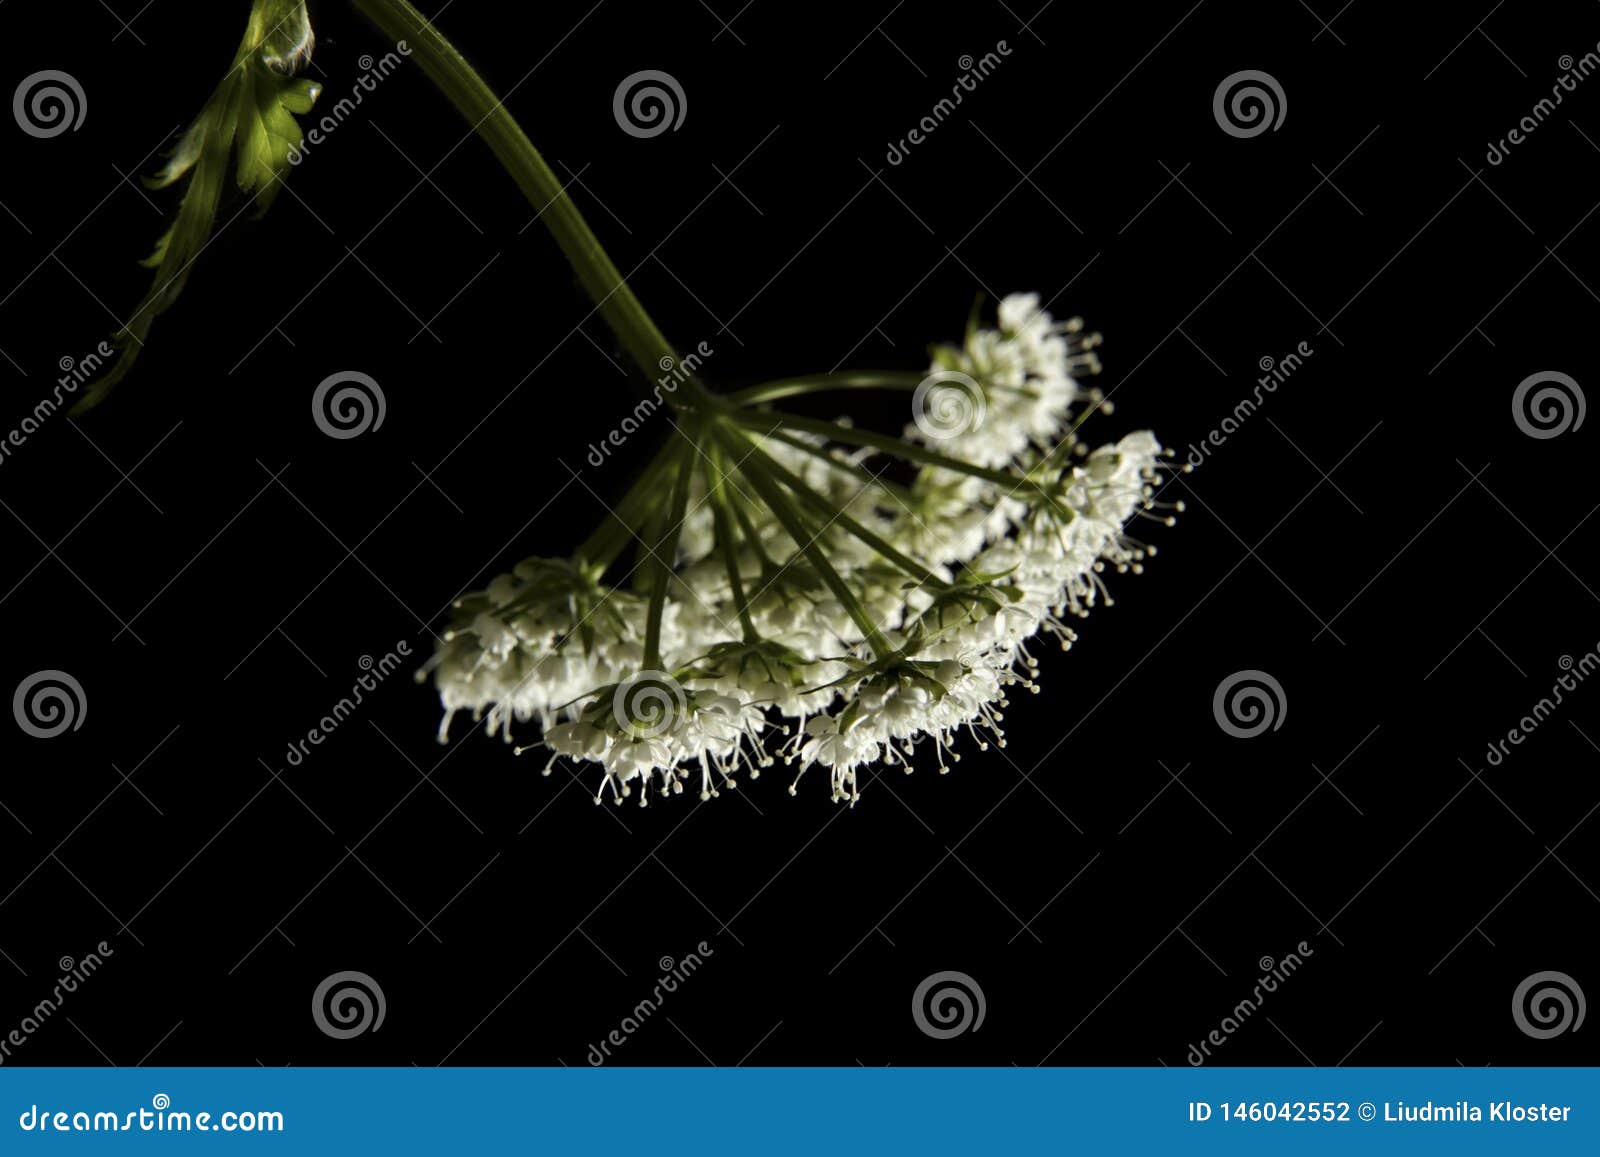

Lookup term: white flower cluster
[427,294,1176,806]
[906,291,1101,468]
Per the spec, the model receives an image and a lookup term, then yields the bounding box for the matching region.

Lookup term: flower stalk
[88,0,1182,806]
[349,0,694,392]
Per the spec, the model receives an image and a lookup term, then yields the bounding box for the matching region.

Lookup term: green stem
[712,426,893,658]
[732,408,1044,491]
[730,434,948,589]
[643,439,695,668]
[727,372,924,407]
[574,447,674,574]
[350,0,687,390]
[707,445,759,641]
[760,428,914,503]
[728,490,776,570]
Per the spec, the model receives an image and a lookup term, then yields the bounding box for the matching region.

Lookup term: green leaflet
[74,0,320,414]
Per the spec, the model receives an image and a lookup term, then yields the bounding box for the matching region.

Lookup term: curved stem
[732,408,1044,491]
[350,0,687,391]
[727,372,924,407]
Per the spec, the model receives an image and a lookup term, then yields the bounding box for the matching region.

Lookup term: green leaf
[74,0,319,414]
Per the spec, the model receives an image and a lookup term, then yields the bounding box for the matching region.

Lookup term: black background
[1,0,1597,1068]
